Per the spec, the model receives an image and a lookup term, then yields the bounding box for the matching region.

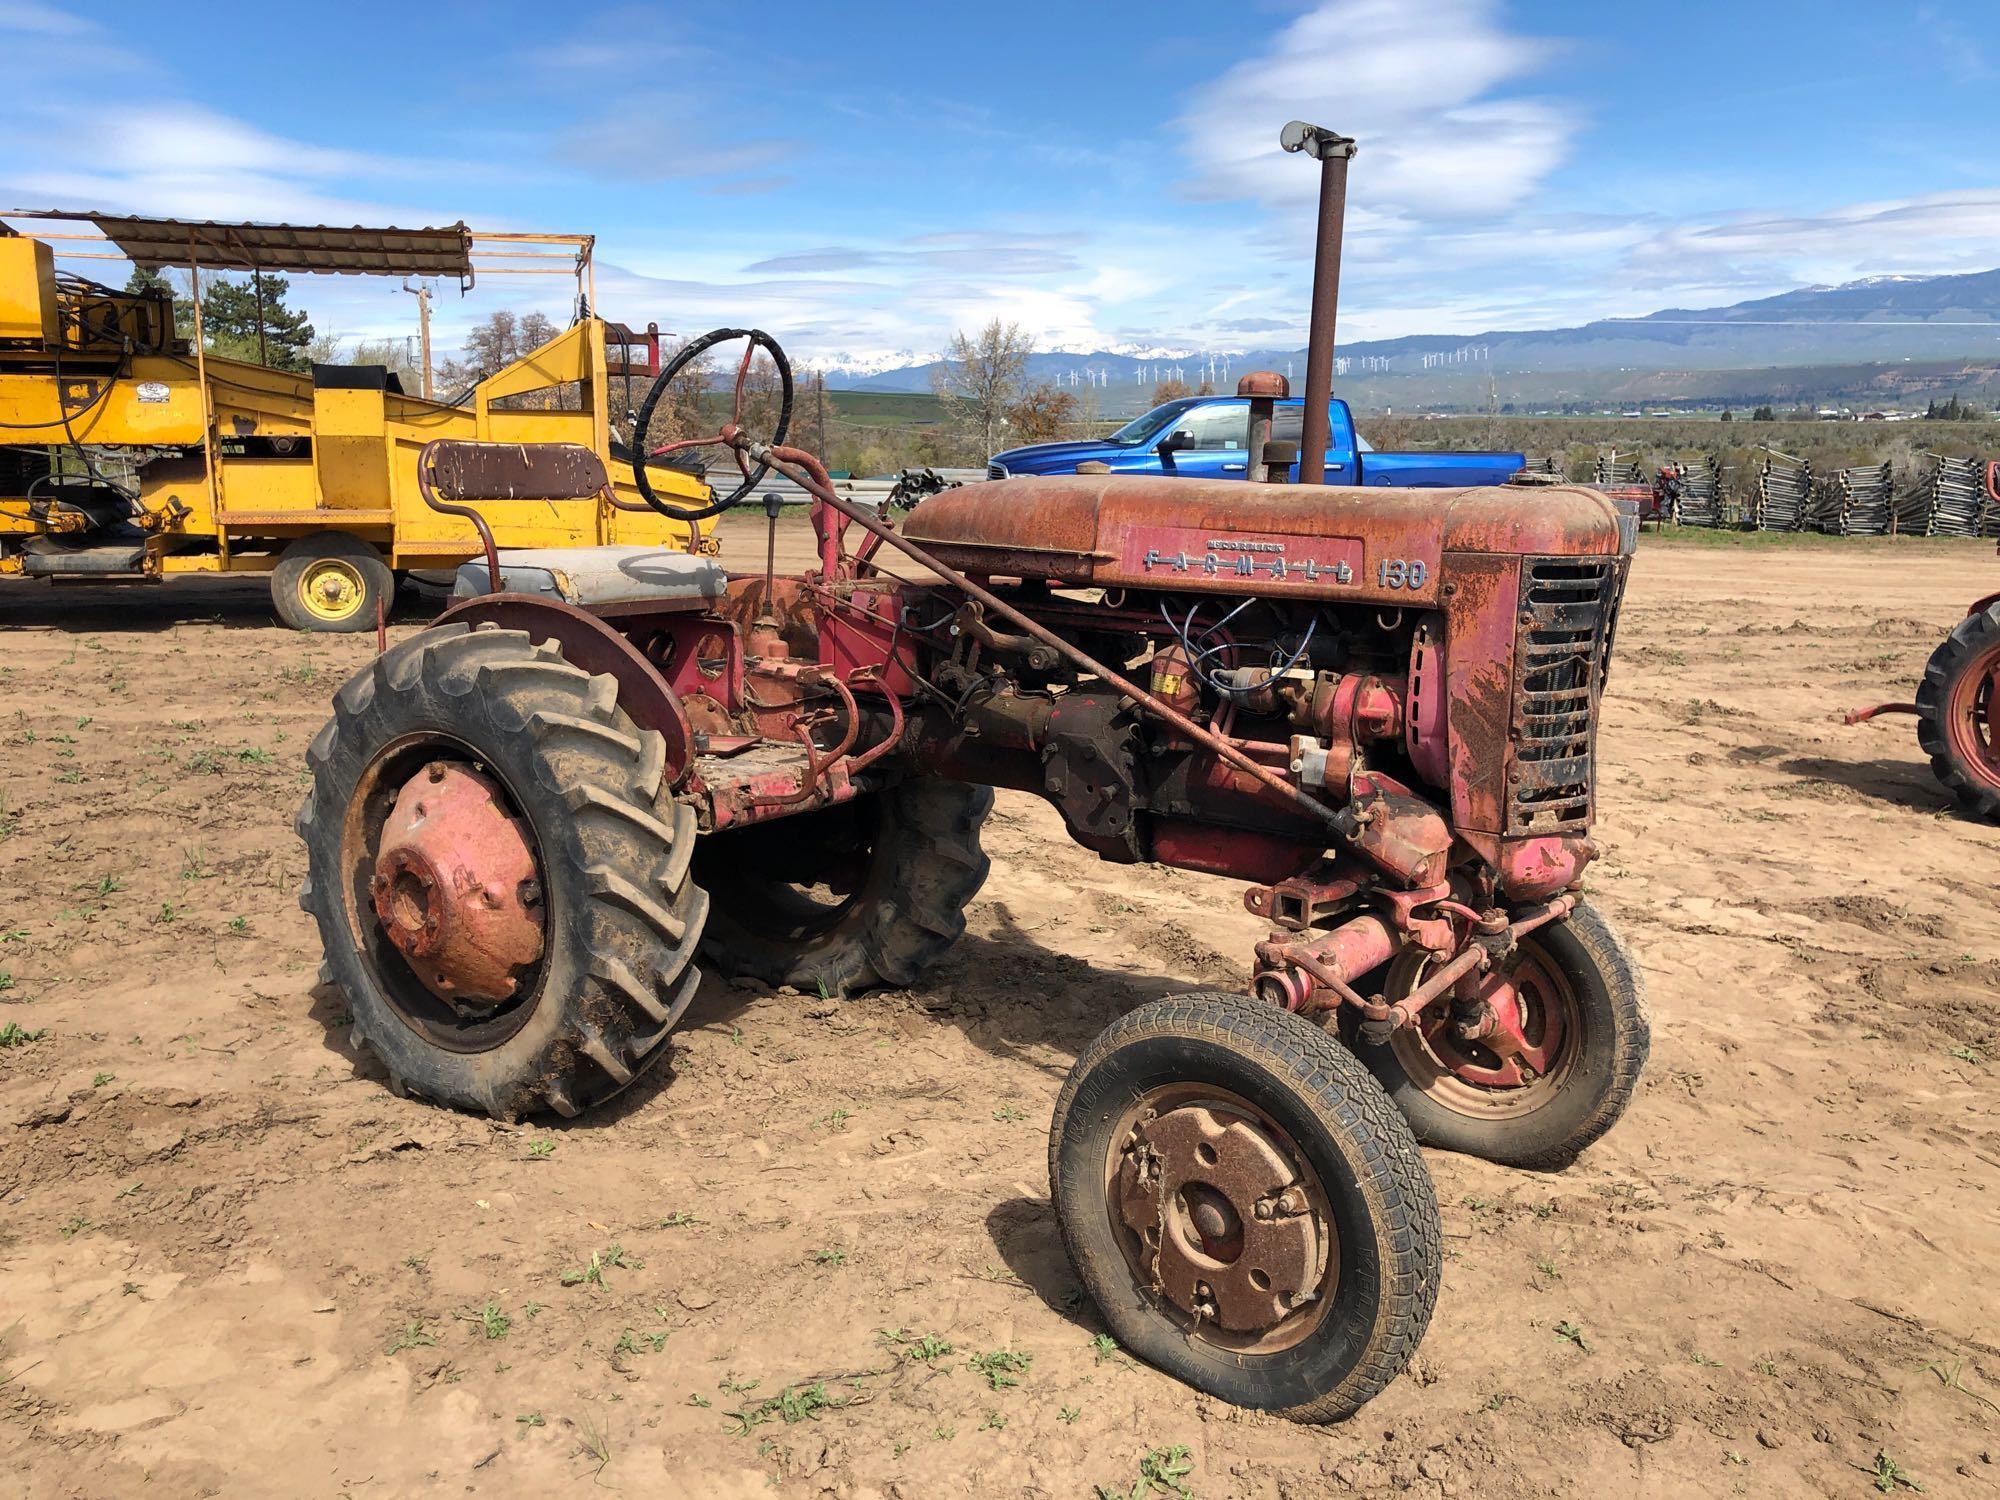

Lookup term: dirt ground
[2,527,1997,1499]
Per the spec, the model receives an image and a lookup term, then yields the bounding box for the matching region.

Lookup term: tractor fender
[430,592,696,787]
[1967,591,2000,621]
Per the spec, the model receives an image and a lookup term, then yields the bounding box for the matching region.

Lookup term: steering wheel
[628,326,794,521]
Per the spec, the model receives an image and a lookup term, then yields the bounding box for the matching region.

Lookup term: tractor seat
[452,546,727,609]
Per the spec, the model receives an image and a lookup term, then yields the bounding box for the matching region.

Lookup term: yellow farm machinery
[0,213,714,629]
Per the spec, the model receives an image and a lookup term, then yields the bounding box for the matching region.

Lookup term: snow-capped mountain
[816,267,2000,394]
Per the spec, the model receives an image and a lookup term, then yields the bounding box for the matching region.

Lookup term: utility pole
[401,278,434,398]
[815,369,827,462]
[252,269,269,367]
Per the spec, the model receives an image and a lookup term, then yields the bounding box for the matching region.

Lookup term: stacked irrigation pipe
[1817,462,1893,536]
[1907,453,1989,537]
[1749,449,1811,532]
[1671,458,1723,527]
[1594,451,1644,486]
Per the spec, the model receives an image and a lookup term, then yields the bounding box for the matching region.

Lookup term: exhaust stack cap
[1280,120,1357,161]
[1238,371,1290,398]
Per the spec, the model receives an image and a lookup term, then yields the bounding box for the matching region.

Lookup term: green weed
[387,1319,438,1354]
[968,1348,1032,1391]
[457,1301,510,1340]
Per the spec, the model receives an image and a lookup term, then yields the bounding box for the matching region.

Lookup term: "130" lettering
[1376,558,1429,590]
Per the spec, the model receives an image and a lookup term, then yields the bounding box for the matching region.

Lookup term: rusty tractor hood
[902,475,1632,608]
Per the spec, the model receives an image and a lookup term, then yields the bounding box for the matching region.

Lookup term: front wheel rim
[300,558,367,622]
[1101,1082,1336,1355]
[1386,939,1582,1118]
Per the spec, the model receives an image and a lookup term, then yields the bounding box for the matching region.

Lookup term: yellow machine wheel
[272,533,393,633]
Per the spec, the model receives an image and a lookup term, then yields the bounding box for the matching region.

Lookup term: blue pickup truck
[987,396,1522,487]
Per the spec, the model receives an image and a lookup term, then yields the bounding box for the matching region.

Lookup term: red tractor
[1846,459,2000,820]
[296,124,1649,1422]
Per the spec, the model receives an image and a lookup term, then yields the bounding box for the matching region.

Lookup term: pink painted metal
[370,762,544,1004]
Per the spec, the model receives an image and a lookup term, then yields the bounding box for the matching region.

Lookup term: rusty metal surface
[415,437,613,594]
[1440,552,1521,838]
[1236,371,1290,399]
[901,476,1625,605]
[745,442,1355,837]
[1287,125,1355,486]
[370,762,544,1004]
[10,211,474,281]
[429,595,696,787]
[421,441,609,503]
[1115,1092,1329,1342]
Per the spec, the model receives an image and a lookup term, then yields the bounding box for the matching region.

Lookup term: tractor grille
[986,461,1008,481]
[1507,555,1623,834]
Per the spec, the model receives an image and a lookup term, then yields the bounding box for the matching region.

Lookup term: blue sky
[4,0,1998,367]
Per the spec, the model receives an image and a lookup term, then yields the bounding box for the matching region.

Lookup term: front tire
[1359,900,1648,1170]
[1051,993,1441,1423]
[296,624,707,1119]
[1916,603,2000,821]
[273,532,393,633]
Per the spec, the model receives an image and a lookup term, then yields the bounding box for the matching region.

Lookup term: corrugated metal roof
[3,212,473,281]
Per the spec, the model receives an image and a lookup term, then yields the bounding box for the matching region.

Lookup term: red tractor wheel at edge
[1847,460,2000,821]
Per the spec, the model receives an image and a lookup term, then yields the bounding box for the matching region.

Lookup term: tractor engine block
[874,474,1637,903]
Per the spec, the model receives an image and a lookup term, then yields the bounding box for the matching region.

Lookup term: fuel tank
[902,475,1633,608]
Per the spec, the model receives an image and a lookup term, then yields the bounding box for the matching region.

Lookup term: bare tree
[934,319,1032,458]
[437,309,561,394]
[1007,382,1079,442]
[1150,377,1193,405]
[623,340,716,448]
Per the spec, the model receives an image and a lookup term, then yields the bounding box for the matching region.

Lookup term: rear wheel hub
[369,761,544,1006]
[1945,641,2000,787]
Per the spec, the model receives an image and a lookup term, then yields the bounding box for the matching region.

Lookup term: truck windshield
[1106,397,1372,453]
[1106,400,1199,446]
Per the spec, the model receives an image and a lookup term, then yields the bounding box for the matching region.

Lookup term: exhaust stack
[1280,120,1356,487]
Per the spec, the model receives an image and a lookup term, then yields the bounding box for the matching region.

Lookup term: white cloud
[1628,189,2000,283]
[1176,0,1576,220]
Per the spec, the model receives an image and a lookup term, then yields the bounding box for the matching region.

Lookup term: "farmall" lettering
[1141,536,1356,584]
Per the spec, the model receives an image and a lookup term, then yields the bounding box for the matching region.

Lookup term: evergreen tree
[199,273,315,371]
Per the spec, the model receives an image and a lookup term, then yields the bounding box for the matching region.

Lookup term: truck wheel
[296,623,707,1120]
[1358,900,1648,1171]
[274,533,392,632]
[1916,603,2000,821]
[692,780,990,997]
[1051,993,1440,1423]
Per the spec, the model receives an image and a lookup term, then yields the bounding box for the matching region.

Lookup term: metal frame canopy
[0,213,599,298]
[3,211,475,285]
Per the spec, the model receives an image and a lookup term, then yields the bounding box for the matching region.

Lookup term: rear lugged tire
[695,780,991,997]
[1916,603,2000,821]
[1051,993,1441,1423]
[1360,900,1648,1171]
[296,623,707,1119]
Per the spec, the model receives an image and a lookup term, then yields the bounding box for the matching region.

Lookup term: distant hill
[820,269,2000,414]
